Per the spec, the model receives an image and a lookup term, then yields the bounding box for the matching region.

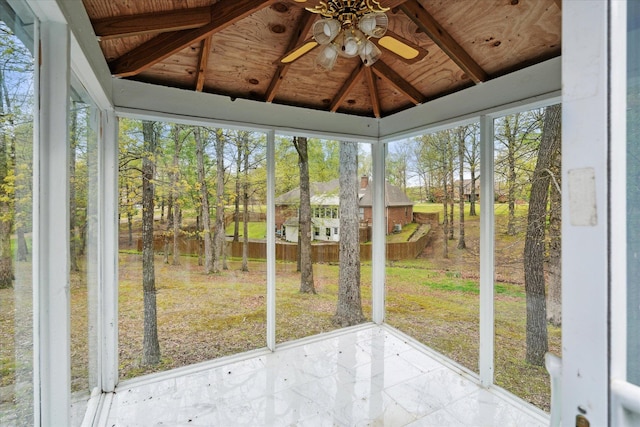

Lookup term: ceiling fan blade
[375,31,428,64]
[279,39,319,64]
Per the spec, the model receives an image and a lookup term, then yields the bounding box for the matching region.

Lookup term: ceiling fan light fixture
[360,39,381,66]
[306,0,390,70]
[358,12,388,38]
[315,44,339,70]
[338,29,363,58]
[312,18,340,45]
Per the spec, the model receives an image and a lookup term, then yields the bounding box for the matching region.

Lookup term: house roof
[276,178,412,207]
[79,0,561,119]
[358,181,413,207]
[275,178,340,205]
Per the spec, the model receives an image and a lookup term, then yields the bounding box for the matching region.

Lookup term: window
[0,3,35,424]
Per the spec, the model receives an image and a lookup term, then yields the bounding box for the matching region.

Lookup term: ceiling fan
[281,0,428,70]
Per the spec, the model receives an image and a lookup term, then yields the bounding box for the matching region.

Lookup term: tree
[69,100,80,272]
[241,132,250,272]
[194,126,214,274]
[141,120,161,365]
[456,126,467,249]
[212,129,226,273]
[464,124,480,216]
[334,140,365,326]
[293,136,315,294]
[547,116,562,326]
[524,104,561,366]
[495,111,541,235]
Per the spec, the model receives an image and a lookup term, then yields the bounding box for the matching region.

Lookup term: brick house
[275,176,413,241]
[358,176,414,235]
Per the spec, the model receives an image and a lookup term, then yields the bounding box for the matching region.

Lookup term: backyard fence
[140,227,431,262]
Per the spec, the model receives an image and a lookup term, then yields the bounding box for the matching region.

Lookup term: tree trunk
[507,118,517,235]
[16,228,27,261]
[163,197,172,264]
[234,141,241,242]
[442,159,449,259]
[171,125,183,266]
[0,70,13,288]
[126,183,134,247]
[141,120,161,366]
[213,130,226,273]
[334,141,365,326]
[69,101,79,272]
[293,136,315,294]
[172,204,180,266]
[195,127,214,274]
[196,214,203,266]
[547,124,562,326]
[242,134,250,272]
[457,129,466,249]
[524,104,560,366]
[469,169,477,216]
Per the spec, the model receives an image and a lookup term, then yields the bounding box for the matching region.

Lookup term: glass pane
[385,126,480,374]
[118,122,267,380]
[627,0,640,387]
[69,85,100,423]
[493,106,561,411]
[275,137,371,343]
[0,2,35,424]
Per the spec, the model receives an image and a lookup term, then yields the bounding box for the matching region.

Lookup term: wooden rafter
[371,60,425,105]
[363,66,381,118]
[553,0,561,9]
[109,0,278,77]
[330,63,365,112]
[265,12,315,103]
[399,0,488,83]
[92,7,211,40]
[195,36,212,92]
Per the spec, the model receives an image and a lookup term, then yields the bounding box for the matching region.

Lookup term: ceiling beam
[92,7,211,40]
[265,12,315,102]
[330,63,365,112]
[195,36,212,92]
[364,66,381,118]
[109,0,278,77]
[553,0,561,9]
[371,60,425,105]
[399,0,488,83]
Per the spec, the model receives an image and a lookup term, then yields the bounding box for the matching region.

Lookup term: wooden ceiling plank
[330,63,365,112]
[553,0,561,9]
[364,66,381,118]
[265,12,315,102]
[110,0,278,77]
[399,0,488,83]
[195,36,212,92]
[92,7,211,40]
[371,60,425,105]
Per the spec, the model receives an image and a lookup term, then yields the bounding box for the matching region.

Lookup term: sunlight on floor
[97,325,548,426]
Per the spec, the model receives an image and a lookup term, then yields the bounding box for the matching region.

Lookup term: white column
[37,20,70,425]
[371,141,386,324]
[479,115,495,387]
[101,109,119,392]
[561,1,609,425]
[266,130,276,350]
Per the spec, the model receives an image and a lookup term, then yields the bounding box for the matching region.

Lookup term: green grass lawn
[224,221,267,239]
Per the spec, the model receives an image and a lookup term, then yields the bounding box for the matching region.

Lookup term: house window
[359,207,364,220]
[326,228,331,237]
[314,227,320,237]
[334,227,339,235]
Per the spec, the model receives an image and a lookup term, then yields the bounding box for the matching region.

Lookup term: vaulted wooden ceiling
[80,0,561,118]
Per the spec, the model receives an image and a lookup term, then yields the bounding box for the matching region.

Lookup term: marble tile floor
[97,324,548,427]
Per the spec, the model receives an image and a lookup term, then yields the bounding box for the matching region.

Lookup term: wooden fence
[141,228,431,263]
